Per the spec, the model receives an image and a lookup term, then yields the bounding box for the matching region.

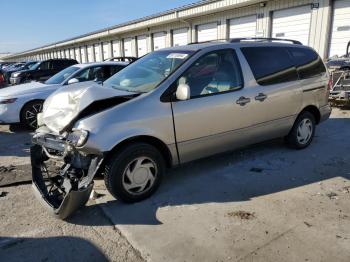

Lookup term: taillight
[328,78,333,91]
[0,73,4,83]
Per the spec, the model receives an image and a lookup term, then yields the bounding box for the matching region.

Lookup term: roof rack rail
[229,37,302,45]
[188,39,228,45]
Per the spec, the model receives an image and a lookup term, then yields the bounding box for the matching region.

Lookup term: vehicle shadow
[68,116,350,226]
[0,236,108,261]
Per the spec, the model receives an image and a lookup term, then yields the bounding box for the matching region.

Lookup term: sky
[0,0,198,54]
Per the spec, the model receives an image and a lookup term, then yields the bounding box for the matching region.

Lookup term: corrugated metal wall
[5,0,335,62]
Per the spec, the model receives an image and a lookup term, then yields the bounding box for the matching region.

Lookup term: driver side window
[178,49,243,98]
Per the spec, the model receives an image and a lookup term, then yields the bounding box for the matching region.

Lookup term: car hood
[0,81,58,98]
[13,69,33,75]
[42,83,136,133]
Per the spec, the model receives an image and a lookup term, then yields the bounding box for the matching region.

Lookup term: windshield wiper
[110,85,144,94]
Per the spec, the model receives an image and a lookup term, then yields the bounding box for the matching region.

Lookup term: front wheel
[20,100,43,130]
[285,111,316,149]
[104,143,165,203]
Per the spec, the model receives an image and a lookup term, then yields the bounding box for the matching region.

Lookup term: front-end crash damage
[31,130,103,219]
[30,84,139,219]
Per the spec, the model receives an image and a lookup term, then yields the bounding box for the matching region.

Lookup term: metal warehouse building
[3,0,350,62]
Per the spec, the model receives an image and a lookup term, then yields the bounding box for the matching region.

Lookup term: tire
[20,100,43,130]
[285,111,316,149]
[104,143,165,203]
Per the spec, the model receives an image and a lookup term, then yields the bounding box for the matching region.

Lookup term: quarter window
[241,47,299,86]
[38,61,49,70]
[108,65,125,77]
[287,47,326,79]
[178,49,243,98]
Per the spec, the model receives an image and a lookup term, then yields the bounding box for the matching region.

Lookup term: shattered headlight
[67,129,89,147]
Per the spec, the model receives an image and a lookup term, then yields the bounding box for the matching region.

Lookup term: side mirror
[176,83,190,101]
[67,78,79,85]
[94,78,103,84]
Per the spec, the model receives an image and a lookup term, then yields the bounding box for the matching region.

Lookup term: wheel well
[106,136,173,168]
[300,105,321,124]
[20,99,45,121]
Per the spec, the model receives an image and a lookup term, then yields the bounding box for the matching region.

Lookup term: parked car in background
[326,41,350,72]
[30,38,331,219]
[9,58,78,85]
[1,61,37,84]
[104,56,138,62]
[0,62,16,70]
[0,72,6,88]
[0,61,128,129]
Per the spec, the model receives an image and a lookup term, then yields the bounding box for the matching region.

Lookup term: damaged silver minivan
[31,38,331,219]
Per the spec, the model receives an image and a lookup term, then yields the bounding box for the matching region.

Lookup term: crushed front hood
[42,83,135,133]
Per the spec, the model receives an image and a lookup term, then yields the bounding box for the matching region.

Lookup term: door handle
[255,93,267,102]
[236,96,251,106]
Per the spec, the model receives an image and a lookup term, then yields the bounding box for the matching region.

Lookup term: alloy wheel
[24,103,42,129]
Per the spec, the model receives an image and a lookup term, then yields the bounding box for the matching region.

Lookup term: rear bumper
[319,104,332,123]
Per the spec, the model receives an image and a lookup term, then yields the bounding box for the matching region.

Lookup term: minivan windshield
[45,66,80,85]
[104,50,194,93]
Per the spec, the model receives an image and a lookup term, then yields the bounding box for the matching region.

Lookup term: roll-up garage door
[153,32,166,50]
[65,49,69,59]
[272,5,311,45]
[69,49,75,59]
[94,44,102,62]
[103,42,111,60]
[75,47,80,63]
[197,22,218,42]
[229,15,257,38]
[173,28,188,46]
[137,35,148,57]
[87,45,94,62]
[56,51,61,58]
[60,50,65,59]
[329,0,350,57]
[80,47,87,63]
[112,40,121,57]
[124,38,133,56]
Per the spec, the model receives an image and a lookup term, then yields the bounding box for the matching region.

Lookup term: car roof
[72,61,129,68]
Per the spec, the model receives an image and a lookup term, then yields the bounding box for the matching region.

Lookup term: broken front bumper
[30,134,103,219]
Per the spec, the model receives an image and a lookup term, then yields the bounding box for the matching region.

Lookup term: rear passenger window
[241,47,299,86]
[288,47,326,79]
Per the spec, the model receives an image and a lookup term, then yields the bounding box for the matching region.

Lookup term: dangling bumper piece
[30,136,103,219]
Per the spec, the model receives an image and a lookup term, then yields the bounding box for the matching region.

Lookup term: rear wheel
[285,111,316,149]
[104,143,165,203]
[20,100,43,130]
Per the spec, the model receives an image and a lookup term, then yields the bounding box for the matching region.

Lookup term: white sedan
[0,61,128,129]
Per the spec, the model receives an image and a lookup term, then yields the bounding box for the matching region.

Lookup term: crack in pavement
[237,226,296,261]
